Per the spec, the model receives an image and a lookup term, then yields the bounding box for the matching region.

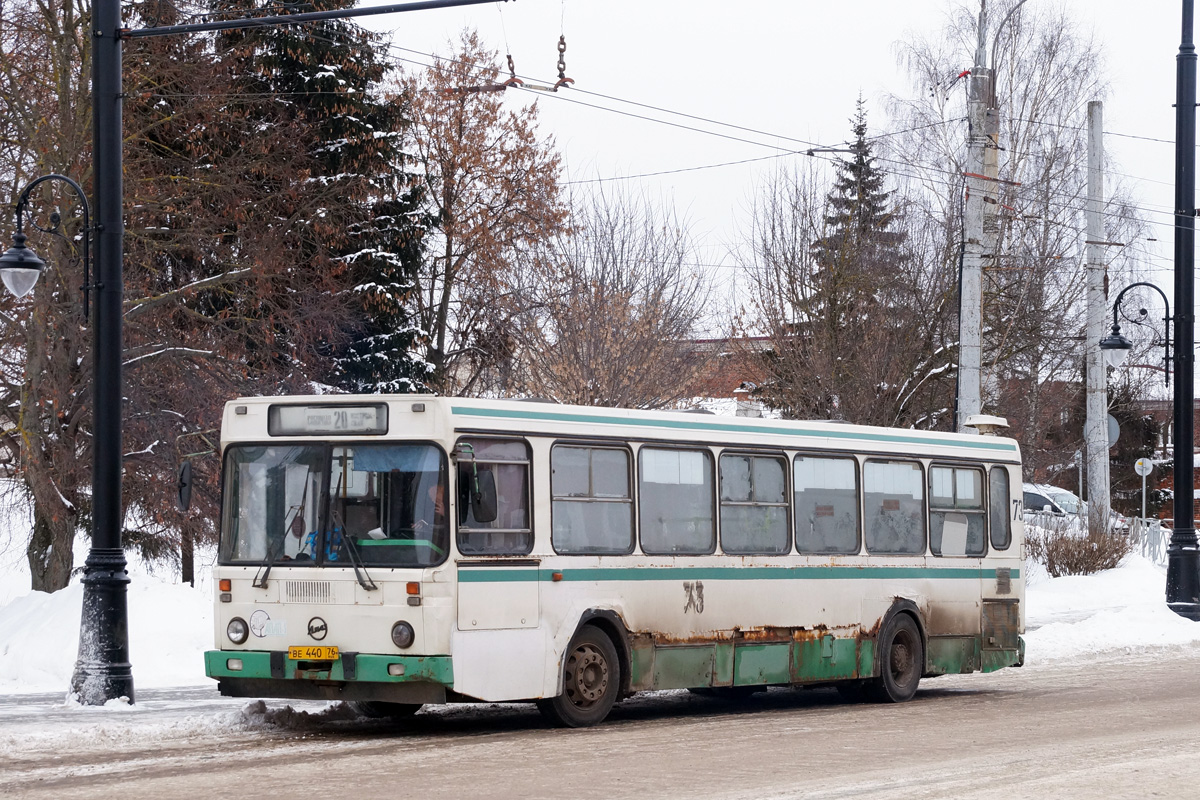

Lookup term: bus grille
[283,580,334,604]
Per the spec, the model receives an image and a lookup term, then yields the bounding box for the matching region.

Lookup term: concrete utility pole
[957,8,990,433]
[1084,100,1111,532]
[957,0,1032,433]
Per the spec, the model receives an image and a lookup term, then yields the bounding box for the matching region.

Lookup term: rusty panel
[792,635,858,683]
[713,642,734,687]
[653,645,715,690]
[982,599,1020,650]
[926,635,980,675]
[628,634,656,692]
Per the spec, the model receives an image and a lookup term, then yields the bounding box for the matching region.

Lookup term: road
[2,650,1198,799]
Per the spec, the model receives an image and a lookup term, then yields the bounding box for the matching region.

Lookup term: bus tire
[348,701,422,719]
[868,613,923,703]
[537,625,620,728]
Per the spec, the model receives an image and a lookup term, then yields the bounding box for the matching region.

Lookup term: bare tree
[742,113,958,428]
[889,1,1150,469]
[399,30,568,395]
[513,190,716,409]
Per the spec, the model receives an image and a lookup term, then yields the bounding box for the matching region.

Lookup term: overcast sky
[361,0,1183,300]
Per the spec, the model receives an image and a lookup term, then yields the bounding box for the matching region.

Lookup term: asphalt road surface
[3,649,1199,799]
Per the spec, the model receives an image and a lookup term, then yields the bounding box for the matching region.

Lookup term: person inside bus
[412,480,446,534]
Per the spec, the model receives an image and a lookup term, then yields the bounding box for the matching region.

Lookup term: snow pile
[1023,553,1200,662]
[0,534,216,696]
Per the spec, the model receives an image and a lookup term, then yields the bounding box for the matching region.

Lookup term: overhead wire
[128,21,1186,271]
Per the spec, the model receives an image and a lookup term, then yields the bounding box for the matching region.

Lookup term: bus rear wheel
[348,701,422,719]
[537,625,620,728]
[869,614,923,703]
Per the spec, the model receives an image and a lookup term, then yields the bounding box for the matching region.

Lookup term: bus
[203,395,1024,727]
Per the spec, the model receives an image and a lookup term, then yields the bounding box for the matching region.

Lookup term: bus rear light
[388,663,406,676]
[219,579,232,592]
[406,582,420,595]
[220,593,232,603]
[227,658,244,671]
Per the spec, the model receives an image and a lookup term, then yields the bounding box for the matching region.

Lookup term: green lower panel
[858,640,876,678]
[204,651,453,685]
[927,636,980,675]
[713,642,735,687]
[653,646,715,690]
[734,643,791,686]
[629,638,655,691]
[981,647,1021,673]
[792,636,859,682]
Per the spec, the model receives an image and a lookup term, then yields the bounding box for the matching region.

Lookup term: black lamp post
[0,0,502,704]
[0,167,131,703]
[1102,1,1200,620]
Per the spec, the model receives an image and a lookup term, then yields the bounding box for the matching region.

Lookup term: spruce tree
[810,97,906,331]
[756,99,920,424]
[211,0,429,392]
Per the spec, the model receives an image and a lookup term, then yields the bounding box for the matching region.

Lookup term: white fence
[1128,517,1171,567]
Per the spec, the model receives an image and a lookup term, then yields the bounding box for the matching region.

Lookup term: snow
[1,506,1199,701]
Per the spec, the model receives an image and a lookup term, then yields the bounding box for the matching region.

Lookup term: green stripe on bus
[456,566,1019,583]
[449,405,1019,453]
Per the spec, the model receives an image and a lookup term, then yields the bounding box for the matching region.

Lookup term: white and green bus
[204,395,1024,727]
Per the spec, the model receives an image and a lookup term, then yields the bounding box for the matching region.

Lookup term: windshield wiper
[338,531,378,592]
[252,539,287,589]
[254,465,312,588]
[327,476,377,591]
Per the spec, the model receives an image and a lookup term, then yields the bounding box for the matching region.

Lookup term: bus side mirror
[177,460,193,512]
[472,468,498,523]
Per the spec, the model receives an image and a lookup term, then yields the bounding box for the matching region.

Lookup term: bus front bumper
[205,650,453,702]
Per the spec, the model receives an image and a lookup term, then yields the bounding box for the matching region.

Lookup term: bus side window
[794,455,860,555]
[929,465,985,557]
[639,447,715,555]
[718,453,789,555]
[989,467,1012,550]
[863,460,926,555]
[551,445,634,555]
[456,438,533,556]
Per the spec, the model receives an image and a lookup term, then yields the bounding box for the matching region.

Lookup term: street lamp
[0,173,130,701]
[1098,282,1170,381]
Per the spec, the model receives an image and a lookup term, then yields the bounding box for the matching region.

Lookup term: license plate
[288,645,340,660]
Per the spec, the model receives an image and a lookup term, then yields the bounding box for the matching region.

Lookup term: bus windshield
[219,443,449,568]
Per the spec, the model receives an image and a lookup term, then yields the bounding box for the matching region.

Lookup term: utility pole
[957,0,1032,433]
[957,5,990,432]
[1084,100,1111,533]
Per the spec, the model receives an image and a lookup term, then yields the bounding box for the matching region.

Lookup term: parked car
[1022,483,1129,532]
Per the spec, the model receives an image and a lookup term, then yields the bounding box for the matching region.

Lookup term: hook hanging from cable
[524,34,574,93]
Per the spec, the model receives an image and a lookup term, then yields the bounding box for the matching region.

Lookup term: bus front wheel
[537,625,620,728]
[869,613,923,703]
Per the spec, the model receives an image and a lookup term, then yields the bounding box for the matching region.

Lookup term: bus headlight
[391,621,415,649]
[227,617,249,645]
